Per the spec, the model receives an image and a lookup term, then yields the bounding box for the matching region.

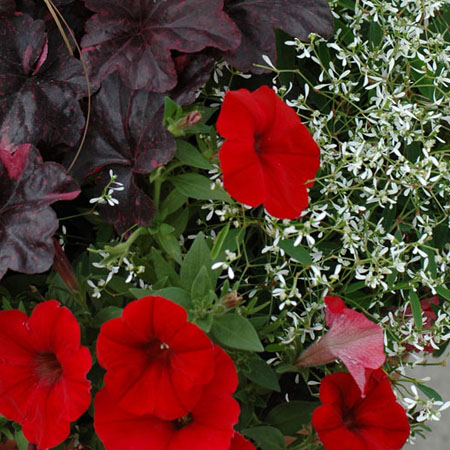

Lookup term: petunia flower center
[254,133,264,154]
[173,412,193,430]
[34,352,63,386]
[342,407,359,431]
[144,339,171,362]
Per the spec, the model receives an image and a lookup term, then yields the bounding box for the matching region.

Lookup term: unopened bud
[168,111,202,136]
[222,291,242,309]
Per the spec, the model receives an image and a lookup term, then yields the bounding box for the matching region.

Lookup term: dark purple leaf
[71,73,176,233]
[223,0,334,73]
[0,0,15,16]
[0,14,88,147]
[171,53,215,105]
[93,166,155,234]
[0,144,80,280]
[81,0,241,92]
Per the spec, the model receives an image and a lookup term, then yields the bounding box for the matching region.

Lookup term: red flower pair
[94,296,253,449]
[0,301,92,449]
[217,86,320,220]
[313,369,410,450]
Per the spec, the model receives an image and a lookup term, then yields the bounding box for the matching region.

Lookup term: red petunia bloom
[296,296,385,395]
[312,369,410,450]
[96,296,215,419]
[94,345,240,450]
[229,432,256,450]
[216,86,320,219]
[0,301,92,449]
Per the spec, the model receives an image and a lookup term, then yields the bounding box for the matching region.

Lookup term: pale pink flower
[296,296,385,395]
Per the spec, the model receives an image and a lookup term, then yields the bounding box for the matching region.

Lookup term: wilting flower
[94,345,240,450]
[96,296,215,419]
[296,296,385,395]
[229,432,256,449]
[0,301,92,449]
[216,86,320,219]
[312,369,410,449]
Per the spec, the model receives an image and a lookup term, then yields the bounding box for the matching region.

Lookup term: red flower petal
[312,369,410,450]
[0,301,91,449]
[96,296,215,419]
[217,86,320,219]
[95,346,240,450]
[229,433,256,450]
[296,297,385,395]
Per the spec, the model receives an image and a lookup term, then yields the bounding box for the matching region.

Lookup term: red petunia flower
[229,432,256,450]
[216,86,320,219]
[312,369,410,450]
[0,301,92,449]
[296,296,385,395]
[94,345,240,450]
[96,296,215,419]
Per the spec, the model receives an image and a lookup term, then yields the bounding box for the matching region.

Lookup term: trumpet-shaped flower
[312,369,410,449]
[296,296,385,395]
[0,301,91,449]
[217,86,320,219]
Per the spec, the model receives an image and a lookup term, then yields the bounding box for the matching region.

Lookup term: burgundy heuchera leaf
[0,0,15,16]
[81,0,241,92]
[223,0,334,73]
[296,296,386,395]
[0,14,88,147]
[70,73,176,234]
[0,144,80,280]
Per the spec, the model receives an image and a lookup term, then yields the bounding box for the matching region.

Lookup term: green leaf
[409,290,422,330]
[163,97,182,125]
[265,401,319,435]
[171,173,230,201]
[14,430,28,450]
[94,306,123,327]
[193,313,214,332]
[242,355,280,392]
[150,248,180,287]
[211,221,231,260]
[337,0,355,9]
[191,266,214,299]
[369,21,383,50]
[211,313,264,352]
[159,189,187,217]
[343,281,366,294]
[422,247,437,278]
[243,426,286,450]
[156,228,182,264]
[175,140,212,169]
[129,287,153,298]
[279,240,313,265]
[180,233,215,290]
[167,207,190,237]
[417,383,442,402]
[149,287,192,311]
[436,286,450,301]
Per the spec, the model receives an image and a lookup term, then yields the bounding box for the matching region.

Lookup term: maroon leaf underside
[71,73,176,234]
[0,14,88,148]
[0,144,80,280]
[223,0,334,73]
[81,0,241,92]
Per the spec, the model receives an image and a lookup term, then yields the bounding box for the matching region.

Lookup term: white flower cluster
[261,0,450,300]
